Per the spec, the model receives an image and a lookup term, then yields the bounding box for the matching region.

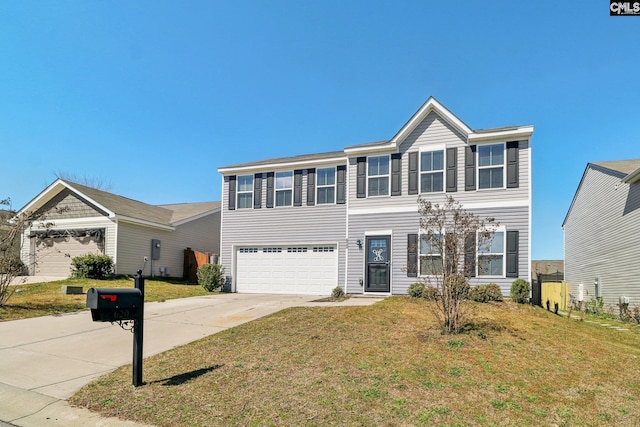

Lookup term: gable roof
[562,159,640,228]
[218,96,534,172]
[18,179,218,229]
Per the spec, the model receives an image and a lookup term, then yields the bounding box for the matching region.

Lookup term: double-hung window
[477,231,504,276]
[419,233,443,275]
[368,155,389,197]
[275,171,293,207]
[478,143,505,189]
[420,150,444,193]
[317,167,335,204]
[237,175,253,209]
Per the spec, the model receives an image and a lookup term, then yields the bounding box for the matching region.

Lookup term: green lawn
[0,276,211,321]
[70,297,640,426]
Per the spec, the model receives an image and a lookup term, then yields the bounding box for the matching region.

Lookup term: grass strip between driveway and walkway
[0,277,210,321]
[70,297,640,426]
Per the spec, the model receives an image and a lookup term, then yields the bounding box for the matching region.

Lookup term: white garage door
[33,235,103,277]
[236,245,338,295]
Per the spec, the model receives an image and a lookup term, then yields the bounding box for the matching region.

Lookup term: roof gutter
[115,215,175,231]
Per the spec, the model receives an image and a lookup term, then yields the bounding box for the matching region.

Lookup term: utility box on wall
[151,239,161,260]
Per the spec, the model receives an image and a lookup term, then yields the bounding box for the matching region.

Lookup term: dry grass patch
[70,297,640,426]
[0,277,210,321]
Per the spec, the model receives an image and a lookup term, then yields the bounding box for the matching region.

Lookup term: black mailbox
[86,288,143,322]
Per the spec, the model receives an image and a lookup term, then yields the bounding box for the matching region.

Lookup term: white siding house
[219,97,533,296]
[563,160,640,307]
[18,179,220,278]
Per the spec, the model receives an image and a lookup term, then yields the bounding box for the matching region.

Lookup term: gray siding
[116,214,219,278]
[564,166,640,307]
[348,112,530,211]
[347,206,529,296]
[220,169,347,290]
[33,189,107,220]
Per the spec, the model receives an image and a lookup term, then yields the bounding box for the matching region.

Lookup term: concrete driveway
[0,293,382,426]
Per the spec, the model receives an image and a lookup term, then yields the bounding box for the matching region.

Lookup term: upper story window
[317,167,335,204]
[368,155,389,197]
[237,175,253,209]
[477,231,504,276]
[420,150,444,193]
[419,233,443,275]
[478,143,505,189]
[275,171,293,207]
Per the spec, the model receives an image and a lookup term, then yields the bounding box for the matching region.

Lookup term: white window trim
[316,166,336,205]
[367,154,390,198]
[477,226,506,278]
[275,171,293,207]
[477,142,506,191]
[419,145,446,194]
[418,231,444,277]
[236,174,253,210]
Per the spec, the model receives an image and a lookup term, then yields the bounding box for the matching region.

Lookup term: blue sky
[1,1,638,260]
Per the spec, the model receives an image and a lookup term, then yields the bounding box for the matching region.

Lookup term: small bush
[423,285,439,301]
[197,264,225,292]
[70,253,113,279]
[510,279,530,304]
[407,282,425,298]
[469,283,503,303]
[0,256,26,275]
[331,286,345,299]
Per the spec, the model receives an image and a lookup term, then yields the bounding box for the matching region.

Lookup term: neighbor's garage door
[236,245,338,295]
[33,236,103,276]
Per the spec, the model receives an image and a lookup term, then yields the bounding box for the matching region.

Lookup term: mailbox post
[86,269,145,387]
[133,270,144,386]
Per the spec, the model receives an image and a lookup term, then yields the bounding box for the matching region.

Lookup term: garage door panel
[34,236,102,277]
[236,245,338,295]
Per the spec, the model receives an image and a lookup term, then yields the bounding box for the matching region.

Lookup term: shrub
[423,285,439,301]
[0,256,26,275]
[468,283,503,303]
[70,253,113,279]
[197,264,225,292]
[510,279,530,304]
[407,282,425,298]
[331,286,345,299]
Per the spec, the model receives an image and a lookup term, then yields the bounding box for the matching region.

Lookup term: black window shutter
[446,147,457,192]
[407,233,418,277]
[253,173,262,209]
[408,152,418,195]
[266,172,274,208]
[506,141,519,188]
[391,153,402,196]
[465,145,476,191]
[356,157,366,198]
[227,175,236,211]
[336,165,346,204]
[506,230,519,277]
[307,168,315,206]
[293,169,302,206]
[464,233,476,277]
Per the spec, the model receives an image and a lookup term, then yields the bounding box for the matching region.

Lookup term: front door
[365,236,391,293]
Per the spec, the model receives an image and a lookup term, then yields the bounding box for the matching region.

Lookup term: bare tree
[415,195,498,334]
[0,198,59,306]
[55,171,113,192]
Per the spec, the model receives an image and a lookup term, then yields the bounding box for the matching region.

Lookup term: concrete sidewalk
[0,293,383,426]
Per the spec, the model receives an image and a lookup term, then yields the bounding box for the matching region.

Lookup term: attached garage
[31,230,104,276]
[235,244,338,295]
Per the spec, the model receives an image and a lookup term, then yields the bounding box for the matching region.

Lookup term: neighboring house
[563,159,640,307]
[218,97,533,296]
[18,179,220,278]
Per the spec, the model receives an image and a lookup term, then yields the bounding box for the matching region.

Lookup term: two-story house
[218,97,533,296]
